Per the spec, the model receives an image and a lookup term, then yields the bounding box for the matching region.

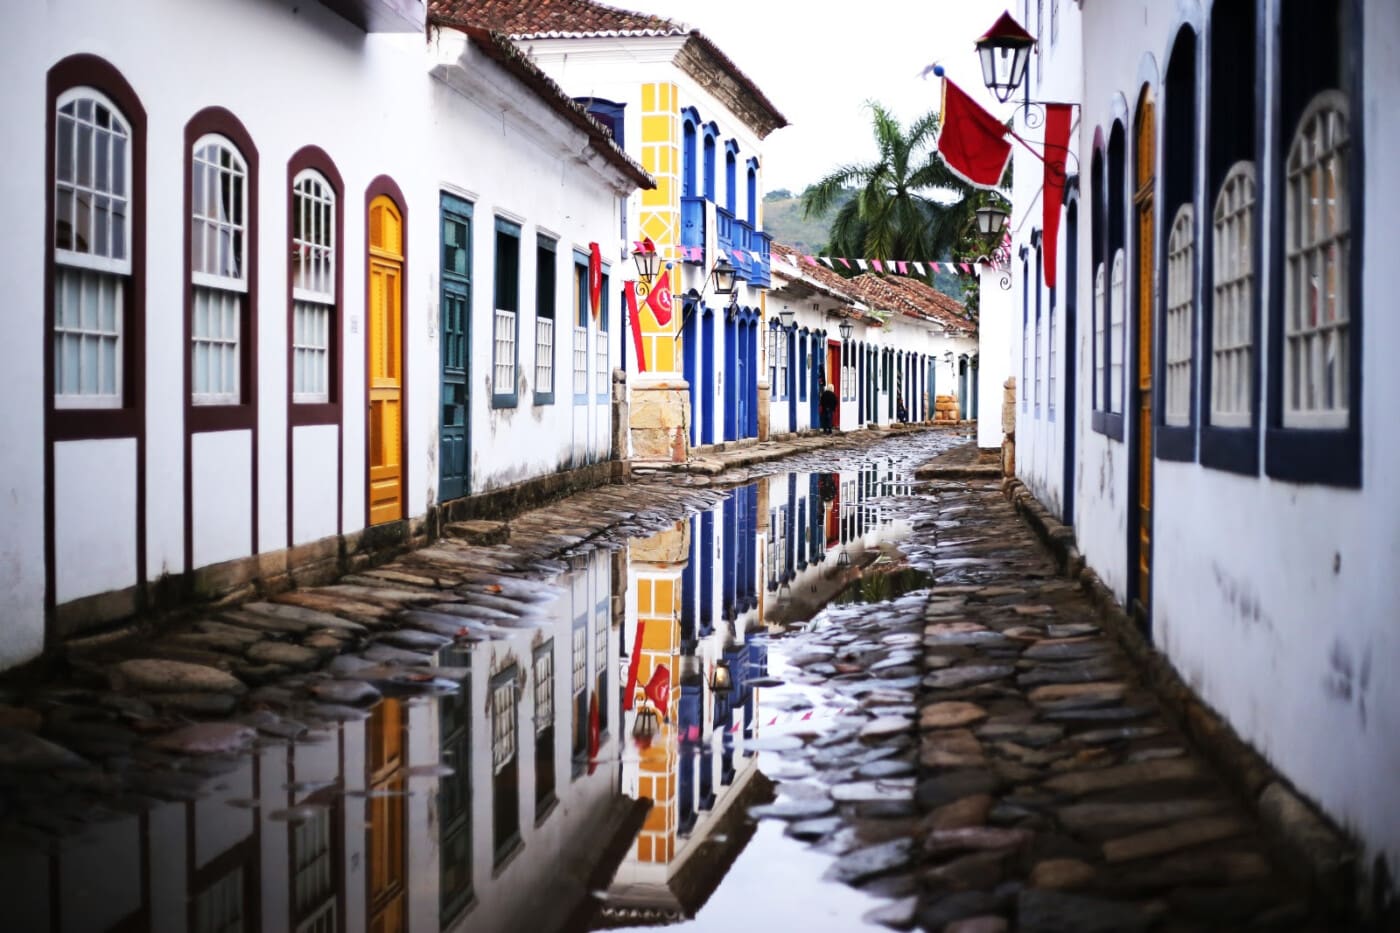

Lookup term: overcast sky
[618,0,1009,194]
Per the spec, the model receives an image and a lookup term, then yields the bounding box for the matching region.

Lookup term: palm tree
[802,101,1008,268]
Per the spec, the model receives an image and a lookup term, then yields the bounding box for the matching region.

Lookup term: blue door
[439,194,471,500]
[702,309,716,444]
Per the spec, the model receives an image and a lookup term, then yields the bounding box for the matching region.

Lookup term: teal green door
[439,194,471,501]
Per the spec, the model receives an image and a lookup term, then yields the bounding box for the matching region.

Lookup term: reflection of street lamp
[776,582,792,606]
[632,703,659,741]
[837,548,851,568]
[709,659,732,693]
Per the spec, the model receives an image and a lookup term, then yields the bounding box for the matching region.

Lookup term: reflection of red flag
[936,79,1012,189]
[644,266,673,325]
[587,691,600,774]
[623,619,645,710]
[589,242,602,319]
[624,282,648,373]
[1042,103,1074,289]
[644,664,671,711]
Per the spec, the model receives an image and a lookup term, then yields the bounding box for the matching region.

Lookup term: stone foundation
[630,379,690,464]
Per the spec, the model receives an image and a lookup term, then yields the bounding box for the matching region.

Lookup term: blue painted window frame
[492,217,521,409]
[596,271,610,403]
[746,157,759,225]
[533,234,556,406]
[681,107,699,200]
[702,122,719,202]
[724,139,739,214]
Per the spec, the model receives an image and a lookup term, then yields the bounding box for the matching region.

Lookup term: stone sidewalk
[905,476,1343,932]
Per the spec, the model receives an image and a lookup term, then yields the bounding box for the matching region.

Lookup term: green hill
[762,189,969,303]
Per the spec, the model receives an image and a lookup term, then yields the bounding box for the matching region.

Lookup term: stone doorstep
[999,474,1362,918]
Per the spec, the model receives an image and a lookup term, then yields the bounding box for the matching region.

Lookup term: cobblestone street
[0,429,1351,931]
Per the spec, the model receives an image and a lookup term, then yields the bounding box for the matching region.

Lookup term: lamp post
[633,237,660,286]
[838,320,854,341]
[975,11,1036,105]
[778,305,795,330]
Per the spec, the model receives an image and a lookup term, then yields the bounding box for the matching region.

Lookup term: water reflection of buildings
[0,549,639,933]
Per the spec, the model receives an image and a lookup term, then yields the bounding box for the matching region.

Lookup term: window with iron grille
[1211,162,1255,427]
[1109,249,1125,414]
[1164,204,1195,426]
[492,219,521,406]
[292,170,335,404]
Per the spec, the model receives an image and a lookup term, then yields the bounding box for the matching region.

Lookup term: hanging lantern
[974,11,1036,104]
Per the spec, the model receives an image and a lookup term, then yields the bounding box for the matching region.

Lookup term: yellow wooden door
[1134,95,1156,610]
[368,196,404,526]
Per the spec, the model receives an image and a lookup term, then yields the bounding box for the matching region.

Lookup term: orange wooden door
[368,196,404,526]
[1134,95,1156,610]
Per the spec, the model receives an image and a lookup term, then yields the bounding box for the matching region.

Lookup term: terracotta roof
[848,273,975,335]
[427,19,654,189]
[432,0,788,132]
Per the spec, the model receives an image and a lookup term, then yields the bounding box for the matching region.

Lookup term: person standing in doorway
[819,383,838,435]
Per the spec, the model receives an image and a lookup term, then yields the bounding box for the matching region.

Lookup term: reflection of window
[594,603,610,734]
[292,807,335,932]
[1283,92,1349,429]
[1211,162,1255,427]
[491,666,520,861]
[367,698,405,929]
[193,865,245,933]
[1164,205,1195,427]
[571,618,587,775]
[53,90,130,408]
[596,273,610,397]
[534,641,556,813]
[573,257,589,399]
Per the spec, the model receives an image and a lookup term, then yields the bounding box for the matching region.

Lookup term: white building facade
[1,0,649,669]
[1005,0,1400,897]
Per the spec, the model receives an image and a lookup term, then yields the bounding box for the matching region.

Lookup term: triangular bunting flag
[804,254,819,266]
[871,259,884,273]
[836,257,850,269]
[898,261,909,275]
[855,259,868,271]
[913,262,926,276]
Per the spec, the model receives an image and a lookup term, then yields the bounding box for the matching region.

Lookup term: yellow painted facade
[638,82,680,376]
[632,570,681,863]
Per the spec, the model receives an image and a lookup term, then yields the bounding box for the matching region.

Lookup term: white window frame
[1048,289,1057,420]
[571,621,587,700]
[1283,91,1350,430]
[596,327,609,397]
[53,88,131,409]
[535,316,555,396]
[1164,204,1195,427]
[533,646,554,737]
[493,307,517,396]
[1093,263,1105,411]
[190,133,248,407]
[776,329,789,400]
[292,169,335,404]
[1211,161,1256,427]
[1034,291,1042,416]
[1109,249,1126,415]
[573,325,588,397]
[491,675,517,775]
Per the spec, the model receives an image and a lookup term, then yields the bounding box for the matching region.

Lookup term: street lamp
[975,202,1010,237]
[632,703,659,742]
[975,11,1036,104]
[838,320,854,341]
[709,256,738,297]
[633,237,661,285]
[778,305,796,329]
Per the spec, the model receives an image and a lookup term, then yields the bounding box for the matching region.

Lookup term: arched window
[190,134,249,406]
[291,168,336,404]
[702,123,718,201]
[1090,144,1105,414]
[1282,91,1349,429]
[1164,205,1194,426]
[724,140,738,214]
[1211,162,1255,427]
[53,88,132,408]
[746,159,758,224]
[682,108,698,199]
[1109,248,1125,414]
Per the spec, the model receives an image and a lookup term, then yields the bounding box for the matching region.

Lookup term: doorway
[826,340,841,431]
[438,194,470,501]
[1130,90,1156,627]
[368,193,405,525]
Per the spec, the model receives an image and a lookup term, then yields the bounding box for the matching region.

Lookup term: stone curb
[1000,475,1365,922]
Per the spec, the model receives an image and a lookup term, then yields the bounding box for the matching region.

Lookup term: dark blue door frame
[702,308,716,445]
[438,193,472,501]
[683,299,698,447]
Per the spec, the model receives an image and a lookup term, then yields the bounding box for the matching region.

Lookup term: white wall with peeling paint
[1015,0,1400,892]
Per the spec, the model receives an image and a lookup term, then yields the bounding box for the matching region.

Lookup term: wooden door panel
[368,251,403,525]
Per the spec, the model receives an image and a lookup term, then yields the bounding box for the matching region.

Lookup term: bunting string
[632,240,1012,279]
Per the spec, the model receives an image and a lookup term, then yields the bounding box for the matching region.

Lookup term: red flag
[588,242,603,319]
[644,267,674,325]
[644,664,671,711]
[936,79,1012,189]
[624,281,648,373]
[623,619,646,710]
[1042,103,1074,289]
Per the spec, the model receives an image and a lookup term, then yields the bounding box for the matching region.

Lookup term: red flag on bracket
[645,264,674,325]
[936,78,1013,189]
[588,242,603,319]
[1041,104,1074,289]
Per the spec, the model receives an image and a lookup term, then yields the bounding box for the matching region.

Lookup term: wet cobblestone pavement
[0,428,1343,931]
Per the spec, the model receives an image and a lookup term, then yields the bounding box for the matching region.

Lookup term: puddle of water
[0,458,928,932]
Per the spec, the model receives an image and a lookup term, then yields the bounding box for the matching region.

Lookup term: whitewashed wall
[1035,0,1400,879]
[978,265,1015,449]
